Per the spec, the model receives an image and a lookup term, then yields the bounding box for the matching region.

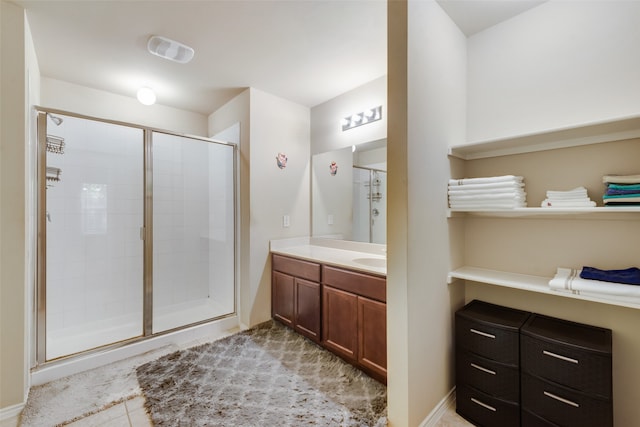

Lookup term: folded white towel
[449,175,523,186]
[450,201,527,209]
[603,174,640,184]
[448,186,525,196]
[550,288,640,305]
[549,268,640,297]
[449,192,526,201]
[546,187,588,199]
[447,182,525,191]
[541,199,596,207]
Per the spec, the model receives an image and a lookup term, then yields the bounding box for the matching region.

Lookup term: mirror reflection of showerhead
[48,114,63,126]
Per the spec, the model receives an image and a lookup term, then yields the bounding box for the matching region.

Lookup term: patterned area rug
[136,321,387,426]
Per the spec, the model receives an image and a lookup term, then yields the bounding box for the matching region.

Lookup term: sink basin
[352,257,386,268]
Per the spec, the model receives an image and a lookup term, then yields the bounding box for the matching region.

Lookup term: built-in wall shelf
[448,115,640,160]
[447,207,640,220]
[448,266,640,310]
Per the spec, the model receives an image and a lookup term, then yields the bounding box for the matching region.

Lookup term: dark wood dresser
[455,300,531,426]
[520,314,613,427]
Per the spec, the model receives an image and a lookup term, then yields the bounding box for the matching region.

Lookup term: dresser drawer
[456,315,521,365]
[456,350,520,402]
[272,254,321,282]
[521,373,613,427]
[521,314,612,398]
[456,300,530,365]
[521,408,561,427]
[456,384,520,427]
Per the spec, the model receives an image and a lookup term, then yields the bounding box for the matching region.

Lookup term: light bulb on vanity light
[137,87,156,106]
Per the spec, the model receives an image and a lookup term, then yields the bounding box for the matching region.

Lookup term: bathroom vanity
[270,238,387,383]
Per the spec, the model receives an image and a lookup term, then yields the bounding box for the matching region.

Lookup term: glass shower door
[43,114,144,360]
[151,132,235,333]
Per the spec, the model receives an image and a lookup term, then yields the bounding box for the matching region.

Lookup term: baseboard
[0,400,25,422]
[419,386,456,427]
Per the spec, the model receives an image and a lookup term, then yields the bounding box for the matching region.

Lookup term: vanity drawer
[521,373,613,427]
[521,314,612,398]
[322,265,386,302]
[272,254,321,282]
[456,350,520,402]
[456,384,520,427]
[456,300,530,365]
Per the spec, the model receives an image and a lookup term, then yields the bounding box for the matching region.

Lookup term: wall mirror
[311,139,386,244]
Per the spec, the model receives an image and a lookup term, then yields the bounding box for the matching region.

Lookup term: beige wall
[388,0,468,424]
[41,77,208,136]
[393,0,640,425]
[467,0,640,142]
[458,1,640,425]
[209,88,311,328]
[0,0,28,411]
[386,0,409,423]
[461,141,640,425]
[247,88,310,326]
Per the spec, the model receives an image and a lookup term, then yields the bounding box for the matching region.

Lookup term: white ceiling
[18,0,545,116]
[437,0,547,37]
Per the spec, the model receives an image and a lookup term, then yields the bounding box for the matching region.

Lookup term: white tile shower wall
[152,134,215,312]
[45,115,144,358]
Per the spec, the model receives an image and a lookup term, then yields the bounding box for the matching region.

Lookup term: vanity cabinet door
[272,271,294,328]
[295,278,321,343]
[323,285,358,362]
[358,296,387,381]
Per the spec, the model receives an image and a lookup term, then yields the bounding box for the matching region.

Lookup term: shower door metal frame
[34,106,238,366]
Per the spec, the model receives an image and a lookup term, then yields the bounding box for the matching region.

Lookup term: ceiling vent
[147,35,194,64]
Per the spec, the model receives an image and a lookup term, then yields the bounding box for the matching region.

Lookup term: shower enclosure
[352,167,387,244]
[37,109,236,362]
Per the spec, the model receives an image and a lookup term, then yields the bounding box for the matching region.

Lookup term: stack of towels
[602,174,640,206]
[549,266,640,303]
[540,186,596,208]
[448,175,526,209]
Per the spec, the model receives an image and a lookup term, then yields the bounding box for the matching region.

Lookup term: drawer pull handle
[470,363,496,375]
[470,397,497,412]
[470,328,495,339]
[544,391,580,408]
[543,350,579,364]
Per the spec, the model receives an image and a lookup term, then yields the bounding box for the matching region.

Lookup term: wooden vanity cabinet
[271,253,387,383]
[272,254,321,343]
[322,265,387,383]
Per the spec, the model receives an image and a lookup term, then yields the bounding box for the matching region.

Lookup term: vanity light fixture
[341,105,382,131]
[137,87,156,106]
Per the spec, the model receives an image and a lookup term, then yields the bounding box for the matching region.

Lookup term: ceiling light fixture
[147,35,195,64]
[342,106,382,131]
[137,87,156,106]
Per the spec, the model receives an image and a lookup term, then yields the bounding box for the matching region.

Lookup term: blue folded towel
[608,183,640,191]
[580,266,640,286]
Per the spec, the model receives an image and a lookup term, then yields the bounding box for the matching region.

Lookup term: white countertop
[270,237,386,276]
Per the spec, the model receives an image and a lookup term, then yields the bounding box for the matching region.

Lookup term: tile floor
[1,395,152,427]
[65,396,152,427]
[3,331,474,427]
[4,397,474,427]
